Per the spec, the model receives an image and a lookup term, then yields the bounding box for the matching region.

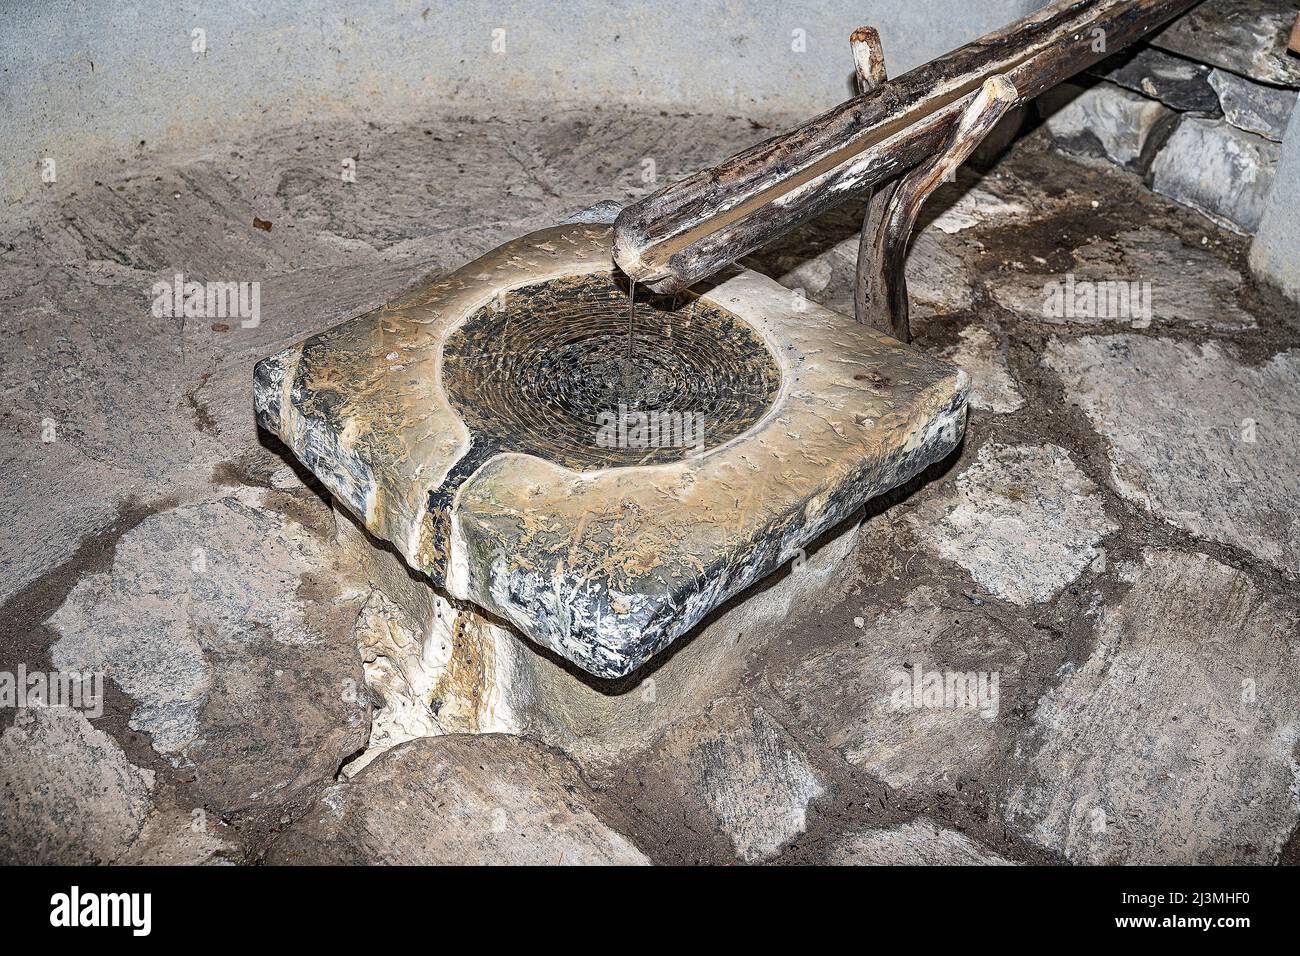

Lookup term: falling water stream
[622,278,636,394]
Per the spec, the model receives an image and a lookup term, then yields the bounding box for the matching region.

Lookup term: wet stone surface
[440,270,781,469]
[255,223,969,679]
[2,107,1298,865]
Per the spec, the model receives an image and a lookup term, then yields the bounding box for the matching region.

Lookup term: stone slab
[929,186,1030,235]
[266,734,648,865]
[45,489,371,812]
[830,819,1014,865]
[940,325,1025,413]
[1151,118,1280,238]
[989,225,1257,329]
[254,224,969,678]
[1209,67,1297,141]
[1046,335,1300,576]
[1039,81,1176,170]
[685,700,824,863]
[0,708,154,865]
[505,512,865,771]
[1006,549,1300,864]
[1249,106,1300,299]
[905,443,1116,606]
[778,227,977,320]
[768,582,1025,792]
[1151,0,1300,87]
[1088,46,1219,112]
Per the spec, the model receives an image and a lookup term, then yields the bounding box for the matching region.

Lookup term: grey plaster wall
[1,0,1046,208]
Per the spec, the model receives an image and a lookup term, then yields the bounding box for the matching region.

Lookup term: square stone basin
[254,223,969,678]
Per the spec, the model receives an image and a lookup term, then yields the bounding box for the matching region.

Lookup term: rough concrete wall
[1,0,1046,208]
[1250,110,1300,301]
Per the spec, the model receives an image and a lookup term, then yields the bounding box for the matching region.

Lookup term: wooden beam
[613,0,1204,293]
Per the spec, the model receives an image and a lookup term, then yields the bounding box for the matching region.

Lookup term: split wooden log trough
[613,0,1204,339]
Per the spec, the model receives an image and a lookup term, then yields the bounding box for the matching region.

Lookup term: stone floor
[1,103,1297,865]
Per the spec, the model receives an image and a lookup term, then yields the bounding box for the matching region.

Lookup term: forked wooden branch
[859,74,1019,343]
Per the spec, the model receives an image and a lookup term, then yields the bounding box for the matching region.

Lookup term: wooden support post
[849,26,896,327]
[858,75,1019,343]
[850,25,887,91]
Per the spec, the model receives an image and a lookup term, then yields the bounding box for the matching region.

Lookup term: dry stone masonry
[1041,0,1298,247]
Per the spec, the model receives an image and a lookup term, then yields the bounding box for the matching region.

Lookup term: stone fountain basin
[254,223,969,678]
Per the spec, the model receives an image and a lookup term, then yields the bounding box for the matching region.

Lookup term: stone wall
[1032,0,1299,298]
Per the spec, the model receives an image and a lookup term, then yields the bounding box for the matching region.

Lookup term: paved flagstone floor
[2,105,1297,864]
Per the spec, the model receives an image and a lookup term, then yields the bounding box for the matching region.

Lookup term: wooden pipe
[613,0,1204,294]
